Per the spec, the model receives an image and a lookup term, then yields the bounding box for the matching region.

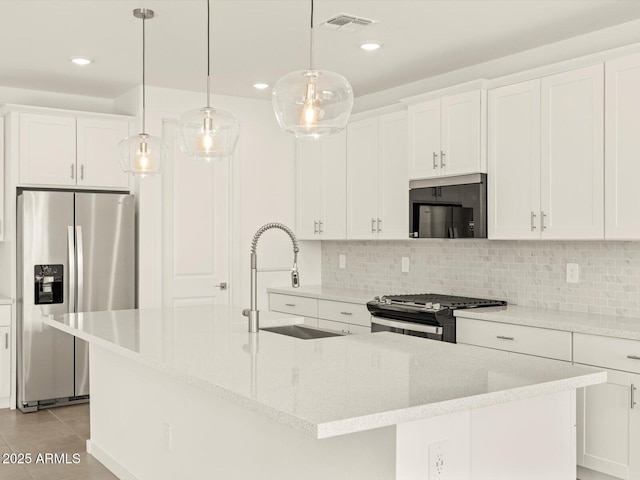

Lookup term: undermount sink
[260,325,345,340]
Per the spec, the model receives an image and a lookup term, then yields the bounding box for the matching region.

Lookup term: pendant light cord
[309,0,314,70]
[142,13,146,133]
[207,0,211,108]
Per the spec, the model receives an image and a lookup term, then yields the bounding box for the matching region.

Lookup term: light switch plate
[566,263,579,284]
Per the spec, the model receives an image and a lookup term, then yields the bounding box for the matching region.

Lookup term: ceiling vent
[318,14,378,32]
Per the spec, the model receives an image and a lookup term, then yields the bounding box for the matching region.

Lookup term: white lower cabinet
[269,293,371,335]
[574,333,640,480]
[0,306,11,401]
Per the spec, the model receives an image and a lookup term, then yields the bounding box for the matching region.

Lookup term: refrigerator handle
[67,226,76,313]
[76,226,84,313]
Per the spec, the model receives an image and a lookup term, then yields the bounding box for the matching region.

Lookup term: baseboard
[86,440,138,480]
[577,465,623,480]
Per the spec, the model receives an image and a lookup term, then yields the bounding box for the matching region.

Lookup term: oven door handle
[371,316,443,335]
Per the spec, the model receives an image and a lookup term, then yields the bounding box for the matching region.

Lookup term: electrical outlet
[566,263,580,284]
[401,256,410,273]
[428,440,448,479]
[339,254,346,269]
[163,422,173,451]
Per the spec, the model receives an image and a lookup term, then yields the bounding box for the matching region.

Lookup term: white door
[541,64,604,239]
[488,79,541,239]
[605,53,640,239]
[378,111,409,240]
[319,130,347,240]
[19,113,76,186]
[408,99,441,179]
[577,369,637,479]
[162,120,230,306]
[77,118,131,190]
[441,90,481,176]
[346,118,380,239]
[295,139,321,240]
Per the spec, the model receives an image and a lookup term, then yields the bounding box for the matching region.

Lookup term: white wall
[114,85,320,310]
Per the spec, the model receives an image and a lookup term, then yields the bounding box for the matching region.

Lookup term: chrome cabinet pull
[340,311,353,316]
[313,221,318,234]
[627,355,640,360]
[71,164,75,180]
[319,221,324,233]
[632,384,637,409]
[80,164,84,180]
[440,150,446,168]
[432,152,438,169]
[285,303,296,307]
[371,218,376,233]
[377,218,382,232]
[496,335,514,340]
[531,211,537,231]
[541,211,547,231]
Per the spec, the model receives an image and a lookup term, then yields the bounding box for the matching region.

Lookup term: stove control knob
[374,296,381,302]
[424,302,433,309]
[432,303,441,310]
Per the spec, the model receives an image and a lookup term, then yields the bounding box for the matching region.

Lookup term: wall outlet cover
[566,263,580,284]
[339,254,346,269]
[401,256,410,273]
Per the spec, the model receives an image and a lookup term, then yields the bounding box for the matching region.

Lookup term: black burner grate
[382,293,506,309]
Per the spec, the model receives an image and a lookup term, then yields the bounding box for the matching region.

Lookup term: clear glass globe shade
[271,70,354,139]
[179,107,240,160]
[118,133,167,177]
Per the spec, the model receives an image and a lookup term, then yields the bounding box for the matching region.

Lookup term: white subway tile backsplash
[321,240,640,318]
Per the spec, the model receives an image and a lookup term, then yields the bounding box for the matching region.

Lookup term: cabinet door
[319,131,347,239]
[441,90,481,176]
[346,118,380,239]
[295,139,322,240]
[408,99,441,179]
[488,80,541,239]
[19,113,76,186]
[605,54,640,239]
[577,369,639,479]
[541,64,604,239]
[378,111,409,239]
[0,326,9,399]
[77,118,130,190]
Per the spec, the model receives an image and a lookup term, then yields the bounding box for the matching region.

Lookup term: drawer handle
[285,303,296,307]
[627,355,640,361]
[496,336,514,341]
[340,311,353,316]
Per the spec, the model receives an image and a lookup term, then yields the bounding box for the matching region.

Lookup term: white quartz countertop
[267,285,376,304]
[454,305,640,341]
[44,305,605,439]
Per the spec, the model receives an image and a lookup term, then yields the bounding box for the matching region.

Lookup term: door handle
[214,282,227,291]
[314,221,318,234]
[541,211,547,231]
[440,151,446,168]
[319,221,324,233]
[371,218,376,233]
[377,218,382,232]
[67,226,75,313]
[432,152,438,169]
[531,211,537,231]
[76,226,84,312]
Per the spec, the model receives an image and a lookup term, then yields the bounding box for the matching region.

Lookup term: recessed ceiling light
[253,83,269,90]
[360,42,382,52]
[71,57,92,66]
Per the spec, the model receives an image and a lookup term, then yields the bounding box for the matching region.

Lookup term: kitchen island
[44,305,606,480]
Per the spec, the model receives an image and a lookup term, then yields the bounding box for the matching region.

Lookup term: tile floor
[0,404,117,480]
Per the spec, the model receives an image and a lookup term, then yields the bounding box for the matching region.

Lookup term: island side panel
[87,344,397,480]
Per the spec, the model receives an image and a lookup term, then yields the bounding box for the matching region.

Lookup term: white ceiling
[2,0,640,102]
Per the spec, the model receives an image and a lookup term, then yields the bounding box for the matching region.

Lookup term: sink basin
[260,325,345,340]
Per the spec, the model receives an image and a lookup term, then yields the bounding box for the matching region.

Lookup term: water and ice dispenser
[34,265,63,305]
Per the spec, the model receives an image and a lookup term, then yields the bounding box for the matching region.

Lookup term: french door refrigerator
[17,190,135,412]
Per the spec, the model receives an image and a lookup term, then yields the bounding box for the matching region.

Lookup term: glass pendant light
[272,0,354,139]
[179,0,239,161]
[119,8,168,177]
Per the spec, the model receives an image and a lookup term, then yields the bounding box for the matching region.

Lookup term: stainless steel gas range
[367,293,506,343]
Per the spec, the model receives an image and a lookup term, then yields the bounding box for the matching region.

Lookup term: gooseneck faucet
[242,223,300,333]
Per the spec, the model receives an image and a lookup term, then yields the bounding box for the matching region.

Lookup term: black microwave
[409,174,487,238]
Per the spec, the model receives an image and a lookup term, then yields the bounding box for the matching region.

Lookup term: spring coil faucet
[242,223,300,333]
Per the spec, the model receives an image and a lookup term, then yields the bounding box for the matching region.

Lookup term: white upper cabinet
[18,110,131,190]
[347,111,408,240]
[408,90,482,180]
[605,53,640,239]
[488,64,604,240]
[295,131,347,240]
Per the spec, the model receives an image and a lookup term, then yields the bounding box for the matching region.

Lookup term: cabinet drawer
[269,294,317,318]
[318,299,370,327]
[574,333,640,374]
[0,306,10,327]
[456,317,572,361]
[318,319,368,335]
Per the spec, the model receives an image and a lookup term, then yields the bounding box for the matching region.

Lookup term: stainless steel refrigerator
[17,190,135,412]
